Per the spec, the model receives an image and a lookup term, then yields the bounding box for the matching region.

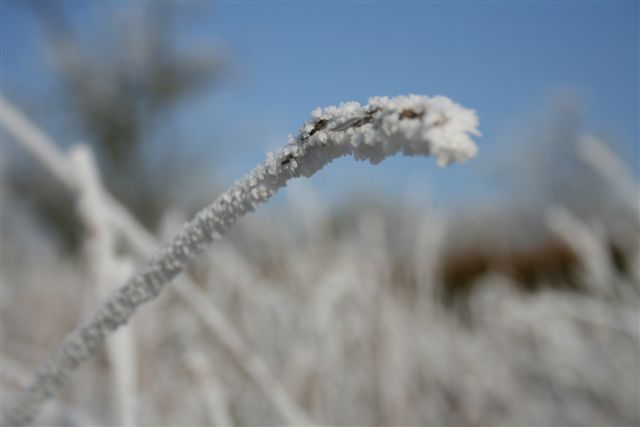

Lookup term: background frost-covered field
[3,171,639,426]
[1,2,639,426]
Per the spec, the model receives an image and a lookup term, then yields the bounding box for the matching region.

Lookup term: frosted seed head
[297,94,479,167]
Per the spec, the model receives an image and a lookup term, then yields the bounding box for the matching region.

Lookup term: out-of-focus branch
[183,351,234,427]
[27,2,224,232]
[0,96,151,255]
[172,280,312,425]
[0,98,76,189]
[546,206,613,295]
[579,135,639,214]
[70,145,138,427]
[0,95,312,426]
[578,136,640,282]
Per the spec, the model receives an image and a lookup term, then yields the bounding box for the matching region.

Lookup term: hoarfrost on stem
[4,94,480,427]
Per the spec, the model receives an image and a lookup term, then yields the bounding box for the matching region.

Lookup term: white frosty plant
[3,94,480,426]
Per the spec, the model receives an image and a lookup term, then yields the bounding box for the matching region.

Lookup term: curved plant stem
[2,94,479,426]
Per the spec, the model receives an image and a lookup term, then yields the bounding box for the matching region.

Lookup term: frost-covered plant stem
[1,96,311,426]
[3,95,479,426]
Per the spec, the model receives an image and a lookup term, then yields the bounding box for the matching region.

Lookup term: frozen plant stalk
[4,94,480,426]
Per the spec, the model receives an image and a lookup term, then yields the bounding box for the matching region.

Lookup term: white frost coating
[3,95,480,427]
[298,94,479,169]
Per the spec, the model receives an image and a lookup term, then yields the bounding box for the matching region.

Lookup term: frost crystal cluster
[298,94,479,168]
[4,94,479,427]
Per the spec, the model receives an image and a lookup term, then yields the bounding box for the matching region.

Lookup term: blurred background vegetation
[7,2,224,250]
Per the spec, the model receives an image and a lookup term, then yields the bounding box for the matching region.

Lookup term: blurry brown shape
[438,239,581,320]
[438,247,492,323]
[608,240,632,277]
[438,236,635,321]
[503,239,580,291]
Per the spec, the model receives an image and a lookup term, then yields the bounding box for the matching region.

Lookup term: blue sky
[2,1,638,209]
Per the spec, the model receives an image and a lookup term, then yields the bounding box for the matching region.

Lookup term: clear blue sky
[2,1,638,208]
